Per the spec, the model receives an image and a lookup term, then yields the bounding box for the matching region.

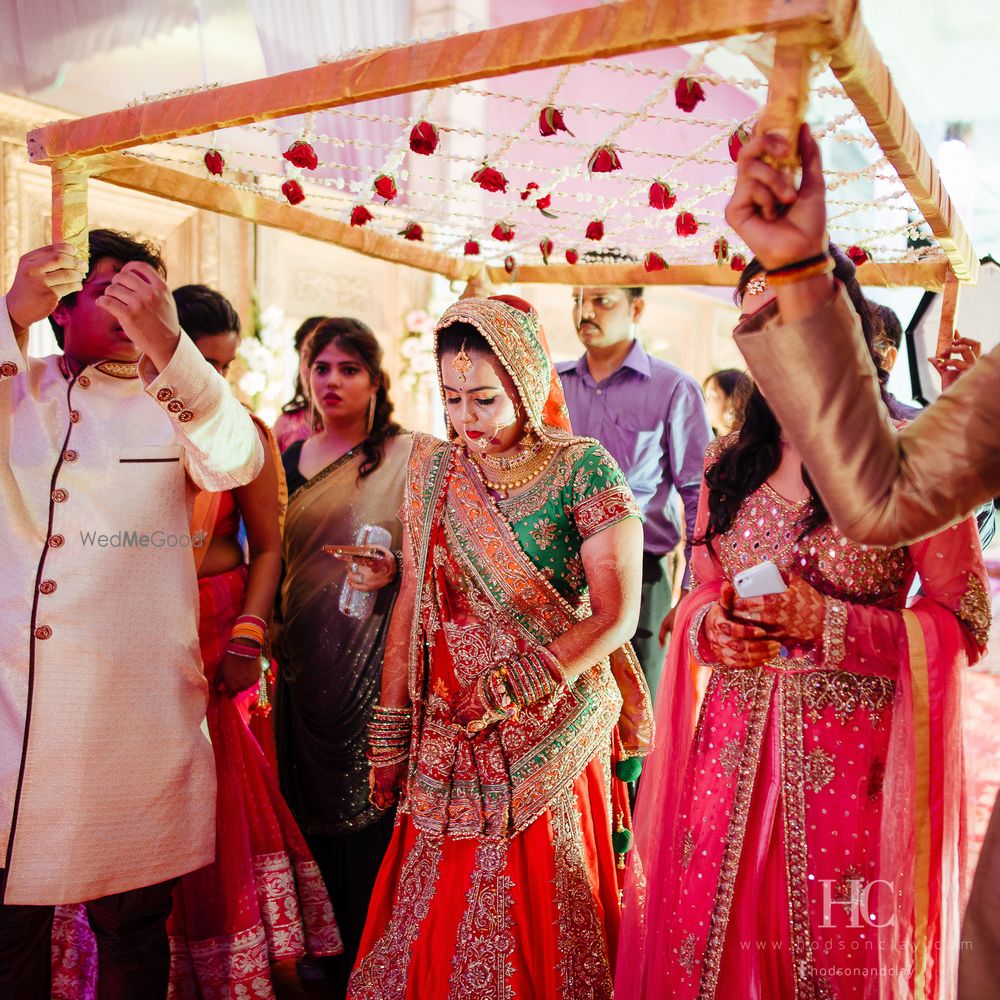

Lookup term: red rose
[538,106,573,137]
[281,180,305,205]
[675,211,698,237]
[491,221,515,242]
[204,149,224,176]
[586,220,604,241]
[350,205,373,227]
[399,222,423,241]
[539,237,553,264]
[472,164,508,193]
[464,239,480,256]
[536,193,553,215]
[847,245,870,267]
[588,144,622,174]
[728,124,751,163]
[675,76,706,113]
[283,140,318,170]
[730,254,747,272]
[409,120,439,155]
[565,248,579,265]
[713,236,729,264]
[520,182,539,201]
[373,174,397,202]
[644,251,667,272]
[504,255,516,275]
[648,179,677,210]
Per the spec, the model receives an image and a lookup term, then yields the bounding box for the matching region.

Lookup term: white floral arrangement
[398,309,437,397]
[233,302,298,425]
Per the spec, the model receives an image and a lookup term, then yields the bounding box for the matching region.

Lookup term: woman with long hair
[349,294,653,999]
[617,249,991,999]
[275,317,412,997]
[272,315,326,451]
[702,368,743,437]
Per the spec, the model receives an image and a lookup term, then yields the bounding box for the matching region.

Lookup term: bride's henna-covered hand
[731,574,826,646]
[369,761,406,811]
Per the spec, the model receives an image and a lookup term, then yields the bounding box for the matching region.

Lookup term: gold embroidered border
[551,789,615,1000]
[697,671,774,999]
[780,675,820,1000]
[448,840,516,1000]
[350,833,443,999]
[958,571,992,649]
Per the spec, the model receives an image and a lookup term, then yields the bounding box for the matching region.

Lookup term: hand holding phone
[323,544,385,565]
[732,560,788,599]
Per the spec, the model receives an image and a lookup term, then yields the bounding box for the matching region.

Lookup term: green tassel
[615,756,642,783]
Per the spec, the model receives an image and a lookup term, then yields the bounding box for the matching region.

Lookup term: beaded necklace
[469,439,557,498]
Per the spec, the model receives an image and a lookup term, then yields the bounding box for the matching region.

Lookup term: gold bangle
[766,256,835,286]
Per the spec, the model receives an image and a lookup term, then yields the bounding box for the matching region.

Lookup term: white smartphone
[733,560,788,599]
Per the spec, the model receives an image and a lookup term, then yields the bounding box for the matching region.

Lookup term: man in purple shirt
[557,283,710,697]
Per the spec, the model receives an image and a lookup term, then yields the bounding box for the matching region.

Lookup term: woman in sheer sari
[349,294,654,999]
[276,318,412,996]
[618,255,991,1000]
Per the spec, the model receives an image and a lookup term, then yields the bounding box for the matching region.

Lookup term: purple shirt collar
[569,339,652,384]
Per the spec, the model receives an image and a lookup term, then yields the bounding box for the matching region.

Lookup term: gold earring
[366,394,376,435]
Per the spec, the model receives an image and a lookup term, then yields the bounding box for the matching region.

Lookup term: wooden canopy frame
[26,0,976,290]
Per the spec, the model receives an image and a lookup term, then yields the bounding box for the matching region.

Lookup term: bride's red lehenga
[349,296,653,1000]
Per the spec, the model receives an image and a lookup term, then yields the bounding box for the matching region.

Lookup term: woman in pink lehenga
[51,287,341,1000]
[617,254,992,1000]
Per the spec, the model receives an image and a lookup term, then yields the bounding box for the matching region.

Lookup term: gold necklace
[470,440,556,497]
[477,431,545,472]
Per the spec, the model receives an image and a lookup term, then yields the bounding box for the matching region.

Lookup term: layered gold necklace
[469,432,556,497]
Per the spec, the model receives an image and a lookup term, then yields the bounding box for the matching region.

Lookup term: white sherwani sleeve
[139,333,264,490]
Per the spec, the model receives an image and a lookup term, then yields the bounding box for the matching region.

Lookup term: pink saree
[618,440,991,1000]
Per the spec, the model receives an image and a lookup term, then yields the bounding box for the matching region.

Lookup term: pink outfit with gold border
[618,436,991,1000]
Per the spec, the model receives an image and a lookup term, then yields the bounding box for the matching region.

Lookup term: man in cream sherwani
[0,230,263,998]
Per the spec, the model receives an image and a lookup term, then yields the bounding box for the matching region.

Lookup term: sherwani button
[63,449,78,463]
[52,488,68,503]
[156,386,175,402]
[167,400,184,413]
[77,375,91,388]
[48,534,64,548]
[39,580,57,595]
[178,410,194,423]
[69,410,81,423]
[34,625,52,640]
[0,361,17,378]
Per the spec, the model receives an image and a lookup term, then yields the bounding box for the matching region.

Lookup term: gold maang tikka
[452,340,473,383]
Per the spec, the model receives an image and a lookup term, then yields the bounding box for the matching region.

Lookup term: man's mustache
[578,320,601,335]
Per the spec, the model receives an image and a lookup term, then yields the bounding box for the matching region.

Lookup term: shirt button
[39,580,57,595]
[48,534,65,548]
[69,410,81,423]
[595,389,603,395]
[51,488,68,503]
[77,374,91,388]
[34,625,52,640]
[63,449,78,463]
